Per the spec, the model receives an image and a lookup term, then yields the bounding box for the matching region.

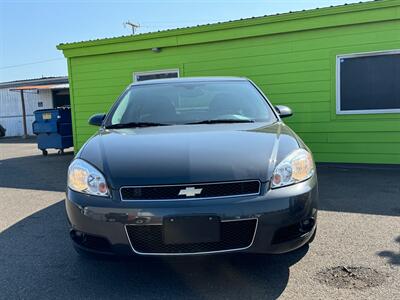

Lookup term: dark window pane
[136,72,178,82]
[340,53,400,111]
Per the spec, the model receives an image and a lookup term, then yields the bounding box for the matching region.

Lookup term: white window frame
[336,49,400,115]
[133,69,180,82]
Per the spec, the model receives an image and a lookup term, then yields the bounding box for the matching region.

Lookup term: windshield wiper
[185,119,255,125]
[105,122,170,129]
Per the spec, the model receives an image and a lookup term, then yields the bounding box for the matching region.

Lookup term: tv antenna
[123,21,140,35]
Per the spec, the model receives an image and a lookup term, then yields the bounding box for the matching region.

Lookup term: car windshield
[106,80,276,127]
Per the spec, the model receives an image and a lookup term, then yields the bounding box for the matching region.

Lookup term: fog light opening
[70,229,86,243]
[300,218,315,233]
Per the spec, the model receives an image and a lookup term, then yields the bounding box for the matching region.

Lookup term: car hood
[78,122,301,188]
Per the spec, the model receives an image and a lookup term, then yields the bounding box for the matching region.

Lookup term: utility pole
[124,21,140,35]
[20,90,27,139]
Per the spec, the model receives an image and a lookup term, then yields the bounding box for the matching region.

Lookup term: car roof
[130,76,249,86]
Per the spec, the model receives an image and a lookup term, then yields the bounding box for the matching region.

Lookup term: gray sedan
[66,77,318,257]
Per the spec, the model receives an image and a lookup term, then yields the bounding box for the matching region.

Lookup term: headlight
[68,159,109,196]
[271,149,314,188]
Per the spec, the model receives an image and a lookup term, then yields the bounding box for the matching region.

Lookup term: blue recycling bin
[32,107,73,155]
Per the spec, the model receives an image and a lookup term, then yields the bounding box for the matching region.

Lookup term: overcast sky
[0,0,365,82]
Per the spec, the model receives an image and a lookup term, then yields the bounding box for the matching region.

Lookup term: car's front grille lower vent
[120,180,261,200]
[125,219,257,254]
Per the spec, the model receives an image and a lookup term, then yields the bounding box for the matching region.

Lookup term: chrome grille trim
[124,218,259,256]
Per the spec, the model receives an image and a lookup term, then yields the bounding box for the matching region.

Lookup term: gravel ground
[0,137,399,300]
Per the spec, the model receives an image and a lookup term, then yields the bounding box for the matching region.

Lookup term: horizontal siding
[300,132,400,143]
[309,142,400,154]
[68,15,400,164]
[0,116,36,136]
[292,120,400,132]
[314,152,400,164]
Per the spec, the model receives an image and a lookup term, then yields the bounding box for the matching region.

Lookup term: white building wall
[0,88,53,136]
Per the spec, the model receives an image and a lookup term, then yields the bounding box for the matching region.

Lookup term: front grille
[120,180,261,200]
[125,219,257,254]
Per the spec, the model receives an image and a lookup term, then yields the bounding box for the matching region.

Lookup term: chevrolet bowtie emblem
[178,187,203,197]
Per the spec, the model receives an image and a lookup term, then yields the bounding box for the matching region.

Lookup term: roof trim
[0,76,69,89]
[9,84,69,91]
[57,0,397,53]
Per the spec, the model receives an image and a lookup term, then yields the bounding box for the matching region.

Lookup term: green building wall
[59,0,400,164]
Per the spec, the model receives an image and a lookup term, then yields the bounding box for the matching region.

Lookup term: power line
[1,18,239,70]
[140,19,222,24]
[0,58,64,70]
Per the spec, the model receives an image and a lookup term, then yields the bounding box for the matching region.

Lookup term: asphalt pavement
[0,137,399,299]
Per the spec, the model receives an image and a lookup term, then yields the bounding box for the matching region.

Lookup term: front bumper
[66,176,318,256]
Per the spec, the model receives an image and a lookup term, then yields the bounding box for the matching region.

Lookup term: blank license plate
[163,216,220,244]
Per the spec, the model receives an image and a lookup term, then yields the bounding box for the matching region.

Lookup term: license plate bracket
[163,216,220,244]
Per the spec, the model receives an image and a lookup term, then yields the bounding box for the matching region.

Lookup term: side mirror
[88,113,106,126]
[274,105,293,118]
